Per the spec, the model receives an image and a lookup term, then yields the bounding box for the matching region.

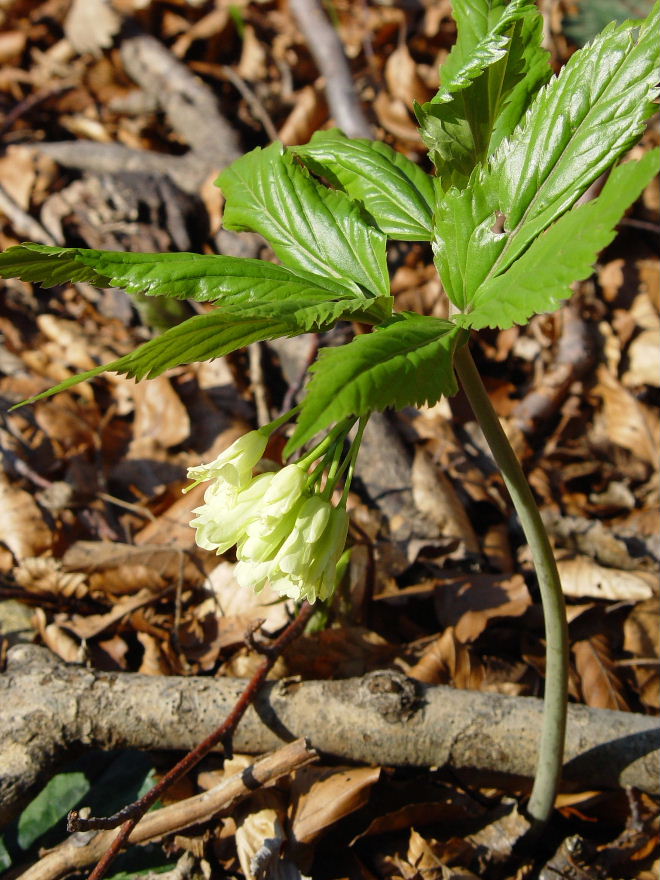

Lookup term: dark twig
[68,601,315,880]
[289,0,373,138]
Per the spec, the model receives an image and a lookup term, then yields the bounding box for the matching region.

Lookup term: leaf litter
[0,0,658,877]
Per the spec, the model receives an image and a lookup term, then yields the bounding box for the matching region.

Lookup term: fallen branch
[2,644,657,831]
[16,738,317,880]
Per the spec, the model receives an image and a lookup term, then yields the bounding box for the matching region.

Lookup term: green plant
[1,0,658,833]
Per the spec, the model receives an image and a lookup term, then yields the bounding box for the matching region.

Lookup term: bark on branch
[2,645,657,828]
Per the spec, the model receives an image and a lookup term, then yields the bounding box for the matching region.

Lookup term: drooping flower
[185,430,268,495]
[190,471,274,554]
[186,414,367,603]
[268,497,350,603]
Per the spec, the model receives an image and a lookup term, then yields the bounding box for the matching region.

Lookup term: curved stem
[454,343,568,830]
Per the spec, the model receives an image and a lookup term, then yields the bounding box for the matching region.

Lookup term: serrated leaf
[0,244,359,305]
[457,149,660,329]
[292,130,434,241]
[435,4,660,313]
[13,293,373,408]
[285,315,466,454]
[416,0,550,188]
[218,142,389,297]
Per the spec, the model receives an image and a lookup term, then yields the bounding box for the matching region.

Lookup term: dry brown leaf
[62,541,203,594]
[136,631,171,675]
[622,328,660,388]
[411,448,479,553]
[0,472,52,561]
[374,90,425,144]
[384,43,432,105]
[407,627,484,689]
[623,598,660,710]
[290,765,380,845]
[284,625,396,679]
[0,146,35,208]
[434,574,531,642]
[573,635,630,710]
[557,556,655,602]
[279,84,328,146]
[235,790,305,880]
[33,607,83,663]
[64,0,122,55]
[14,557,87,598]
[592,365,659,466]
[129,374,190,453]
[237,24,268,81]
[64,588,161,639]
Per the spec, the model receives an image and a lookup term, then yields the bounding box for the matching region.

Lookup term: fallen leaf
[0,473,52,560]
[573,634,630,710]
[290,765,380,845]
[433,574,531,642]
[592,365,659,466]
[557,556,655,601]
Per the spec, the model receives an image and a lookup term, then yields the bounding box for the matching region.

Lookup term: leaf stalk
[454,343,568,831]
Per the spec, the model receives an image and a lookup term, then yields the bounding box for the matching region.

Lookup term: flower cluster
[186,429,352,603]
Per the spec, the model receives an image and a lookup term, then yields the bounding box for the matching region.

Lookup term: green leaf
[0,244,360,305]
[12,292,376,408]
[218,142,389,297]
[286,314,466,454]
[456,149,660,329]
[435,3,660,312]
[416,0,551,188]
[17,772,90,851]
[292,129,435,241]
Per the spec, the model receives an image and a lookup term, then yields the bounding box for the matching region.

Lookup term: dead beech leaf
[284,626,396,679]
[622,329,660,388]
[62,541,202,594]
[412,448,479,553]
[385,43,432,105]
[407,627,484,689]
[557,556,655,602]
[14,557,87,598]
[593,365,659,466]
[137,631,171,675]
[64,0,122,55]
[290,765,380,845]
[374,90,425,144]
[623,598,660,710]
[235,790,304,880]
[64,588,160,639]
[279,85,328,146]
[573,635,630,710]
[237,24,268,81]
[434,574,531,642]
[129,374,190,452]
[0,473,52,560]
[0,146,35,208]
[33,608,83,664]
[406,829,479,880]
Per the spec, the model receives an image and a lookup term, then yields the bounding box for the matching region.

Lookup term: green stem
[454,343,568,831]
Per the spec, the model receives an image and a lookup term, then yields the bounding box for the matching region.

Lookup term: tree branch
[2,644,657,832]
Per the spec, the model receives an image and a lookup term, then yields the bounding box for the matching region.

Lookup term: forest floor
[0,1,658,878]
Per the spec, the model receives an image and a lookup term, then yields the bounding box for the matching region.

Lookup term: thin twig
[17,739,317,880]
[68,601,315,880]
[289,0,372,138]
